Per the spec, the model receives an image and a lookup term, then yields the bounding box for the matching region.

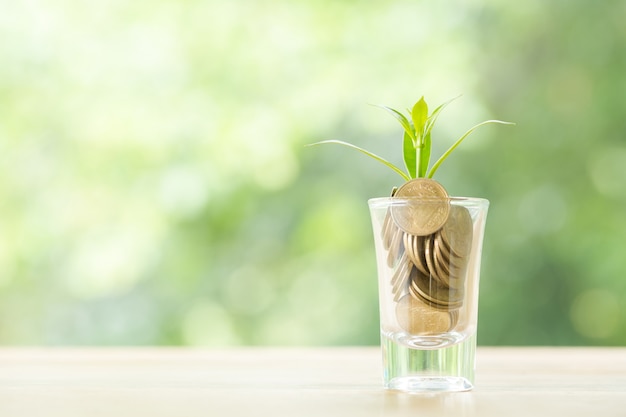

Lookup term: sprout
[308,96,514,182]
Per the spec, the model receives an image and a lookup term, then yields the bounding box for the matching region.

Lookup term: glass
[368,196,489,392]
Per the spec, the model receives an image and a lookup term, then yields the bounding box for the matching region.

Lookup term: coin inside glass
[440,205,473,258]
[395,294,452,334]
[391,179,450,236]
[410,267,464,309]
[391,254,412,300]
[386,227,404,267]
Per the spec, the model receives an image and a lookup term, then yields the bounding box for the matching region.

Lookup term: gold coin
[391,179,451,236]
[409,267,464,309]
[403,233,427,276]
[434,232,464,270]
[390,251,408,287]
[424,234,447,286]
[395,294,452,334]
[448,309,460,330]
[432,236,458,285]
[382,186,400,248]
[386,226,403,268]
[406,269,447,310]
[380,210,391,250]
[402,233,416,264]
[413,234,430,276]
[381,209,394,250]
[409,283,451,311]
[432,248,453,288]
[434,231,451,263]
[410,284,463,311]
[446,262,469,291]
[391,254,412,300]
[424,236,439,281]
[440,205,473,258]
[434,232,471,289]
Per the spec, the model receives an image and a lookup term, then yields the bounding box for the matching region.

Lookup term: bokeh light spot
[223,267,276,315]
[589,147,626,201]
[517,184,567,235]
[182,302,240,346]
[570,289,621,339]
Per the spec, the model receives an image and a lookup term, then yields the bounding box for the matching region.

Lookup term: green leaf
[425,95,460,136]
[418,131,432,177]
[411,97,429,144]
[375,105,415,143]
[427,120,515,178]
[307,140,410,181]
[308,96,514,184]
[403,131,417,178]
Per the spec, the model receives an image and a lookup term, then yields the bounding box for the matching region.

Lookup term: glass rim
[368,196,489,209]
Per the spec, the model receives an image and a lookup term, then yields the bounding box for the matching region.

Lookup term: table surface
[0,347,624,416]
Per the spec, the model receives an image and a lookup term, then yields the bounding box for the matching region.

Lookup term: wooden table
[0,347,624,416]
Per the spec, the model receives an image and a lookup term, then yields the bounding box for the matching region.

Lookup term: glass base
[387,376,473,392]
[381,332,476,392]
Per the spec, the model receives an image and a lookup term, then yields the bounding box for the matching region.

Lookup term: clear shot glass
[368,197,489,392]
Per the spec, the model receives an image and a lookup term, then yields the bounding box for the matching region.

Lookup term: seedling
[309,96,513,182]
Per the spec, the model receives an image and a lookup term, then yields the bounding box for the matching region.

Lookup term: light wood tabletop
[0,347,624,416]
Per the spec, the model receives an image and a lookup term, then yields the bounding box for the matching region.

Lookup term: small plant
[309,96,513,182]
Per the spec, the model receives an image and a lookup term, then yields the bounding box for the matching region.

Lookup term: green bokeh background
[1,0,625,346]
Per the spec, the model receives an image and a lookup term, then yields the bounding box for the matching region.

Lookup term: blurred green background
[1,0,625,346]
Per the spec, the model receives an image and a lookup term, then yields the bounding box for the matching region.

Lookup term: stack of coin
[381,179,474,335]
[395,293,452,334]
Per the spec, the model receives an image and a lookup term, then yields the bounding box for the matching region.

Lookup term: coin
[381,209,394,250]
[391,253,412,301]
[412,234,430,276]
[381,187,401,248]
[433,233,453,268]
[391,178,451,236]
[409,267,464,310]
[424,234,446,286]
[403,233,428,276]
[446,261,469,291]
[432,234,464,289]
[439,205,473,258]
[395,294,452,334]
[409,283,463,311]
[432,245,453,288]
[384,183,473,331]
[448,309,460,330]
[386,226,404,267]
